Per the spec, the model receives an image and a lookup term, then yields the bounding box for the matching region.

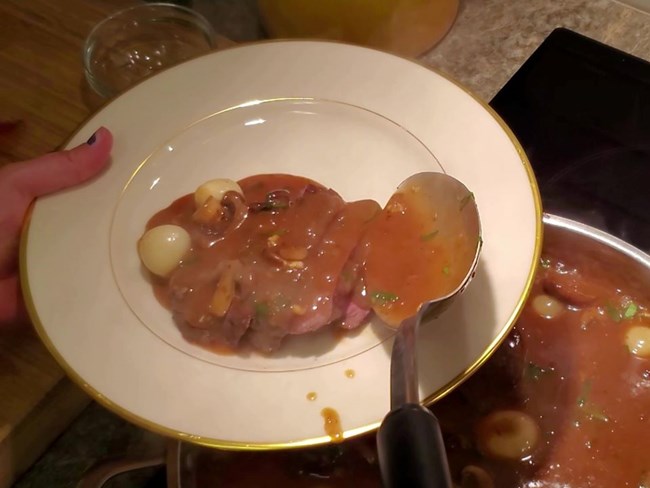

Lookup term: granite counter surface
[427,0,650,100]
[13,0,650,486]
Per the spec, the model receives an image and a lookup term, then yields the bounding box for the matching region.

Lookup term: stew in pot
[185,232,650,487]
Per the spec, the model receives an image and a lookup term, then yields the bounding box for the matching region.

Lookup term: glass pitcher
[257,0,459,58]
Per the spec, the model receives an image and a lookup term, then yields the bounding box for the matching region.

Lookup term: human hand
[0,127,113,325]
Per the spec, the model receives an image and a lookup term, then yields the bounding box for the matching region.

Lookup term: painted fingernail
[86,132,97,145]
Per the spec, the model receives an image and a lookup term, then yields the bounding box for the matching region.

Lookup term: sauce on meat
[142,173,465,352]
[144,174,382,353]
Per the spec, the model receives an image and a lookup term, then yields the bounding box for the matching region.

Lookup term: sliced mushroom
[209,262,239,317]
[291,304,307,315]
[263,244,305,269]
[194,178,243,207]
[193,191,249,247]
[278,245,308,261]
[192,196,223,224]
[250,189,292,213]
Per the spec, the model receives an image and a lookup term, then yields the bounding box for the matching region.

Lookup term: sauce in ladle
[361,184,476,326]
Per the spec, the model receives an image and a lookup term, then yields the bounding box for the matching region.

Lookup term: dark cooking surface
[490,28,650,252]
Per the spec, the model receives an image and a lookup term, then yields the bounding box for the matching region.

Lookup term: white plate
[21,41,542,449]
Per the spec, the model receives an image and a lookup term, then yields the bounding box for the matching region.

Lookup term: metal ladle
[375,172,482,488]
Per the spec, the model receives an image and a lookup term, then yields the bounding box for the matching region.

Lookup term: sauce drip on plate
[321,407,343,443]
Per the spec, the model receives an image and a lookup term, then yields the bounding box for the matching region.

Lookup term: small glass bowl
[83,3,216,98]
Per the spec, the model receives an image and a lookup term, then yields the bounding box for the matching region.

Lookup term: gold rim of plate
[19,39,544,451]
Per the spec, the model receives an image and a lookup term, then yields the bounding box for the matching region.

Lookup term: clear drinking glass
[83,3,216,98]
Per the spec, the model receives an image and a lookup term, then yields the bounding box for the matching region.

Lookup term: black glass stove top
[490,28,650,252]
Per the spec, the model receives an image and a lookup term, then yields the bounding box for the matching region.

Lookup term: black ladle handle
[377,403,453,488]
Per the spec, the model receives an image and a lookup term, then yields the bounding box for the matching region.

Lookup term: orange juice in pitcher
[257,0,459,57]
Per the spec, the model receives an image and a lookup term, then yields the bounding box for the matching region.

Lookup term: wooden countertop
[0,2,136,486]
[0,0,141,163]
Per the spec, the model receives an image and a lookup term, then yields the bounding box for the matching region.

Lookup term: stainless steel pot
[77,213,650,488]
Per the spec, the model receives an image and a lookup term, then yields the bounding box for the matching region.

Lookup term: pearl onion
[138,225,191,277]
[532,294,564,319]
[194,178,243,207]
[476,410,540,460]
[460,465,494,488]
[625,325,650,358]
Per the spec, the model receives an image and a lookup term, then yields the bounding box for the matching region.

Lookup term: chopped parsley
[576,379,610,423]
[442,266,450,275]
[585,408,610,423]
[254,301,269,318]
[624,302,638,319]
[257,192,291,211]
[524,362,549,381]
[605,303,622,322]
[420,230,439,241]
[262,200,288,210]
[370,291,400,305]
[268,228,288,237]
[605,301,639,322]
[577,379,592,408]
[340,269,354,283]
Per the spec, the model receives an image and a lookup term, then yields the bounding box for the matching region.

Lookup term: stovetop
[490,27,650,253]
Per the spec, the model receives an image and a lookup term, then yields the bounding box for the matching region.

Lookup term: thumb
[7,127,113,199]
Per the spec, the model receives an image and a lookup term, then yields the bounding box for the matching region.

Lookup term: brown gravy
[145,174,381,353]
[191,248,650,487]
[142,173,462,352]
[360,189,468,326]
[432,255,650,486]
[321,408,344,443]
